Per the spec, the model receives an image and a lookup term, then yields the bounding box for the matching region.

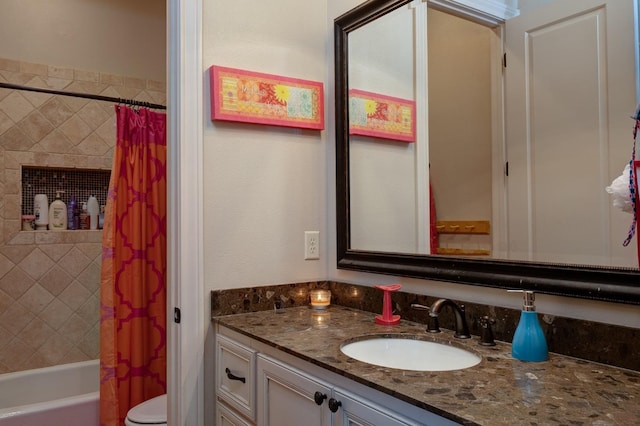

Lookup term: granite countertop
[214,305,640,425]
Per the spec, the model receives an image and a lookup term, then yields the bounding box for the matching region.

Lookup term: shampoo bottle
[511,290,548,362]
[49,190,67,231]
[34,194,49,230]
[87,195,99,230]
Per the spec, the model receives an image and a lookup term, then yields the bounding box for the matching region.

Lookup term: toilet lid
[127,394,167,424]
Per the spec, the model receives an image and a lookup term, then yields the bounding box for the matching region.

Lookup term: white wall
[0,0,165,81]
[200,2,328,422]
[517,0,555,13]
[201,0,328,292]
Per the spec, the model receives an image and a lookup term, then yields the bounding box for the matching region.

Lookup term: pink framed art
[210,65,324,130]
[349,89,415,142]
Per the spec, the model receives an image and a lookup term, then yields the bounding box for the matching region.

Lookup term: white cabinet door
[332,388,433,426]
[257,354,332,426]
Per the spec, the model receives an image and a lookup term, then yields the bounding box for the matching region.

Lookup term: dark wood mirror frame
[334,0,640,305]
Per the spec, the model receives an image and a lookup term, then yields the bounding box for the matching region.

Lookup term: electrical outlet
[305,231,320,260]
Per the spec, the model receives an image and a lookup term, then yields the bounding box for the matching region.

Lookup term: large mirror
[335,0,640,304]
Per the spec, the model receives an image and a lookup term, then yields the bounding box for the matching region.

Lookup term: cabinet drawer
[216,402,254,426]
[216,334,256,422]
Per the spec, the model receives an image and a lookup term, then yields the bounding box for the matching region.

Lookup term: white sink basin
[340,336,481,372]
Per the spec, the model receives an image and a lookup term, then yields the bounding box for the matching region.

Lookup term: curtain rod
[0,81,166,110]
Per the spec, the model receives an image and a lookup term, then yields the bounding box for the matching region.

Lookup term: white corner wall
[201,0,328,291]
[0,0,165,81]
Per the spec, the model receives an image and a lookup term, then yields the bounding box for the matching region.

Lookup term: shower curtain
[100,105,167,426]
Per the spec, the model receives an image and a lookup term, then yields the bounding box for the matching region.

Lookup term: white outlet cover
[304,231,320,260]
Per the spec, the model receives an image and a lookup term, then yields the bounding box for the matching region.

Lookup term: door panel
[505,0,638,266]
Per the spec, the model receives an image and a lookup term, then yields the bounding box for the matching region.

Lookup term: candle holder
[309,289,331,309]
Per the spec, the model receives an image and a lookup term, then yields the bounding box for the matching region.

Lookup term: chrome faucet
[411,299,471,339]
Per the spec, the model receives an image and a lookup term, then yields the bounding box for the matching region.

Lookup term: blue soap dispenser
[511,290,548,362]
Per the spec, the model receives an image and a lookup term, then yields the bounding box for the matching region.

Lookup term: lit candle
[309,289,331,309]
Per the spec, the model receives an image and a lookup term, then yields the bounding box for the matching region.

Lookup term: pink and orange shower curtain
[100,105,167,426]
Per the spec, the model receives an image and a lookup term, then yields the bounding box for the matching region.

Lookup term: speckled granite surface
[214,306,640,425]
[211,281,640,371]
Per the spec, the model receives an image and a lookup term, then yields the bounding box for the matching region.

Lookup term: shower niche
[21,166,111,231]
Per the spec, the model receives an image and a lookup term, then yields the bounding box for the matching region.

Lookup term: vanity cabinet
[215,326,458,426]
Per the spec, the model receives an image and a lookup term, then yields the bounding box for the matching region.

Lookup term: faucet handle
[455,304,471,339]
[410,303,430,311]
[478,316,496,346]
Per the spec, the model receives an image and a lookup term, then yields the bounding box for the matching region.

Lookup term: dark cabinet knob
[225,367,246,383]
[314,391,327,405]
[328,398,342,413]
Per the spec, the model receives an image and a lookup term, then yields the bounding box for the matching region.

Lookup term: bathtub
[0,360,99,426]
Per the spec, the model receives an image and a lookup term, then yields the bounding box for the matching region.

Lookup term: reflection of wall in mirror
[427,8,495,256]
[349,5,418,253]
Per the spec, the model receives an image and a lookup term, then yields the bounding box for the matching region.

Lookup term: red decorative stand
[375,284,402,325]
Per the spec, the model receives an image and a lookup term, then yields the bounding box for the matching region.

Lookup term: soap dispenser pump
[510,290,548,362]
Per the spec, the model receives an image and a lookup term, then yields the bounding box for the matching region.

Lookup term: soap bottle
[49,190,67,231]
[87,195,99,230]
[511,290,548,362]
[33,194,49,230]
[67,195,78,230]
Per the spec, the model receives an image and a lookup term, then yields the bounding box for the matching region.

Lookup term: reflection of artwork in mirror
[209,65,324,130]
[349,89,415,142]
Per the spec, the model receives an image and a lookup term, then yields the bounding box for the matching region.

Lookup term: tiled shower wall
[0,57,165,373]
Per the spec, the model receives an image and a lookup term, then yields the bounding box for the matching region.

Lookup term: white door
[167,0,205,425]
[505,0,638,267]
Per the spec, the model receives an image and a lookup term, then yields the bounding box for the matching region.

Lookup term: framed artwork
[210,65,324,130]
[349,89,415,142]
